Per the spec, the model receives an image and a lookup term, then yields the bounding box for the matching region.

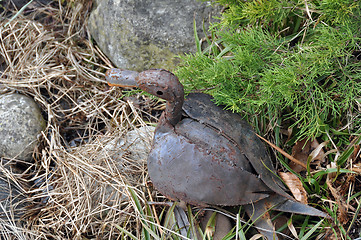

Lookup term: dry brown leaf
[326,162,348,224]
[327,162,338,179]
[280,127,293,143]
[249,234,264,240]
[279,172,308,204]
[287,219,299,239]
[352,144,360,160]
[290,139,326,172]
[326,172,348,224]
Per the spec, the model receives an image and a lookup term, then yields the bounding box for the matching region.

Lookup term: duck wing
[182,93,291,199]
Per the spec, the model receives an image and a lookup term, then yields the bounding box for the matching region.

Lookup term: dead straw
[0,1,162,239]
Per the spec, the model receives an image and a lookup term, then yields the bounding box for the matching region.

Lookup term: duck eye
[156,90,163,95]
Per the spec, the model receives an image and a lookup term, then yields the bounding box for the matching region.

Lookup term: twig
[256,134,307,169]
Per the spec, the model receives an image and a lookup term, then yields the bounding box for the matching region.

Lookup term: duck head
[106,68,184,126]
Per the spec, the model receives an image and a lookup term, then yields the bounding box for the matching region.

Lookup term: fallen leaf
[249,234,264,240]
[290,139,326,172]
[287,218,299,239]
[326,175,349,224]
[327,161,338,179]
[279,172,308,204]
[352,144,360,160]
[326,161,349,224]
[309,140,327,161]
[280,127,293,143]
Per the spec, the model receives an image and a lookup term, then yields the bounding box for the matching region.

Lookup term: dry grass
[0,1,163,239]
[0,1,360,240]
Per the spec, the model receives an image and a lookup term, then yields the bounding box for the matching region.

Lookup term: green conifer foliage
[176,0,361,140]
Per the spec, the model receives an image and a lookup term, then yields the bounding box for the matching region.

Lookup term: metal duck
[106,68,329,239]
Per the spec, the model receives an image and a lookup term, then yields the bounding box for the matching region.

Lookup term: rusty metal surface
[105,68,139,87]
[182,93,291,200]
[244,199,278,240]
[105,68,184,126]
[148,117,272,206]
[265,194,329,218]
[245,193,329,240]
[137,70,184,126]
[105,68,329,223]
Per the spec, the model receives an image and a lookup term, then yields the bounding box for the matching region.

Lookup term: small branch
[256,134,307,169]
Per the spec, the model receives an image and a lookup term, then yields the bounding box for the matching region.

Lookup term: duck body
[149,92,289,206]
[106,68,329,240]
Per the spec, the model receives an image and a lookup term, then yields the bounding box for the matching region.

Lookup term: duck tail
[244,194,329,240]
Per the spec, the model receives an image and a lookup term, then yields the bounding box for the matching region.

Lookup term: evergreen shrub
[176,0,361,141]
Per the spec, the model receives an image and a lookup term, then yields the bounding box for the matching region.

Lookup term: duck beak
[105,68,139,88]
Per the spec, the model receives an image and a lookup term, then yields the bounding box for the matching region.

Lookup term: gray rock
[88,0,220,71]
[106,126,155,163]
[102,126,155,204]
[119,126,155,161]
[0,94,46,162]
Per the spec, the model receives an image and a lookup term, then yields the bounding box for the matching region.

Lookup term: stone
[106,126,155,163]
[0,93,46,162]
[102,126,155,204]
[88,0,220,71]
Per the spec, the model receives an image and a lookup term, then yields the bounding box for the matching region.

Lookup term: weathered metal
[106,68,329,239]
[149,92,286,206]
[106,69,139,88]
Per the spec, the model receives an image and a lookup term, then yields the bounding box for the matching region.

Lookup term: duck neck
[164,93,184,127]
